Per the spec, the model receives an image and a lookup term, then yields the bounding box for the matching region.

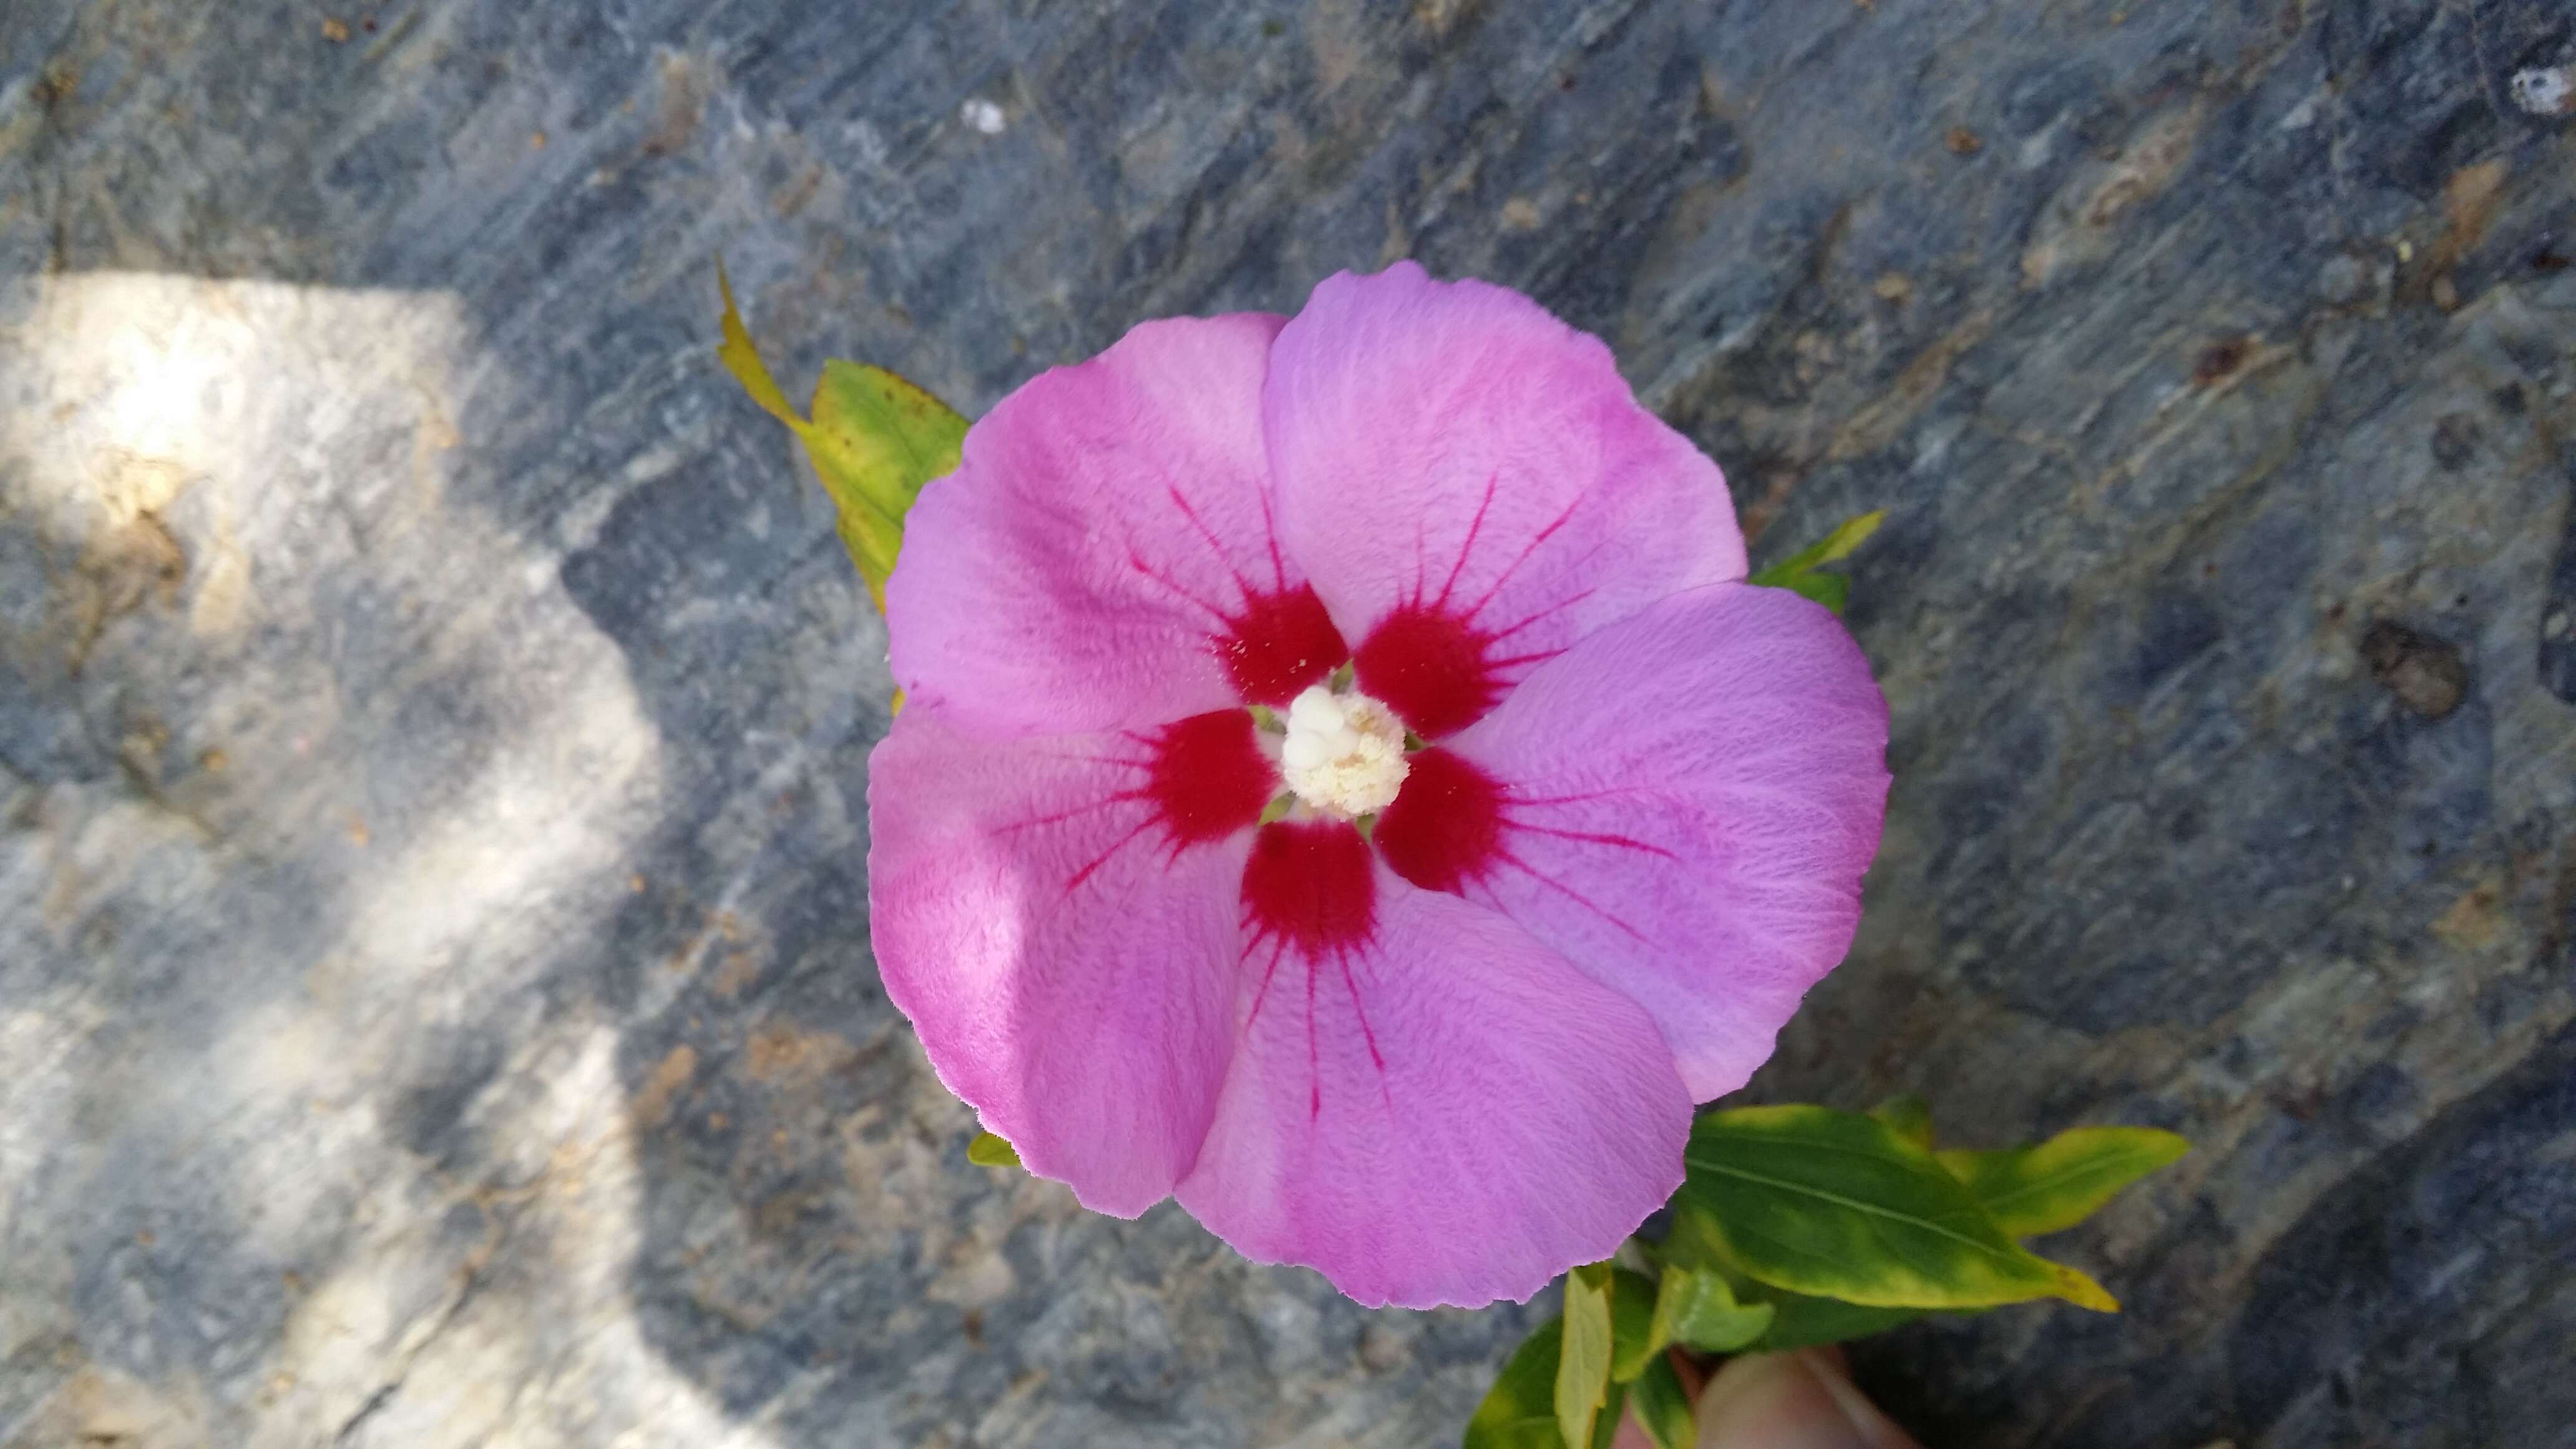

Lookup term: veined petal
[1437,584,1891,1101]
[887,312,1346,739]
[1176,822,1690,1309]
[1264,263,1745,738]
[866,706,1277,1214]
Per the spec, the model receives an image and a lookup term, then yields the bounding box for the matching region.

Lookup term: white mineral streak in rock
[0,275,766,1449]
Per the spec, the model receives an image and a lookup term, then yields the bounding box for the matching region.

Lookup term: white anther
[1277,683,1410,819]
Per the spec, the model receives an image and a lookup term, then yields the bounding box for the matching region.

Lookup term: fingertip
[1799,1351,1923,1449]
[1694,1350,1921,1449]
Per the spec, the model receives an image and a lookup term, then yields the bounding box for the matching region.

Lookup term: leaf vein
[1686,1160,2029,1271]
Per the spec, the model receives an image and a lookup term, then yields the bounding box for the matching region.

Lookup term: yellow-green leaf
[714,266,968,611]
[715,262,802,429]
[1807,509,1885,565]
[1627,1355,1696,1449]
[1463,1317,1566,1449]
[808,360,964,521]
[966,1131,1020,1168]
[1650,1263,1775,1354]
[1869,1094,1935,1152]
[1608,1269,1661,1382]
[1749,510,1886,585]
[1937,1127,2190,1239]
[1747,510,1883,616]
[1556,1263,1615,1449]
[1681,1105,2117,1312]
[804,359,966,609]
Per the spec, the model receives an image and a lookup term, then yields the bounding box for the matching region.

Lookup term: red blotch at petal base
[1219,584,1349,707]
[1373,746,1508,894]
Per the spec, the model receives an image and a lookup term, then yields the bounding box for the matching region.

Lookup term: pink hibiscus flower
[868,263,1890,1309]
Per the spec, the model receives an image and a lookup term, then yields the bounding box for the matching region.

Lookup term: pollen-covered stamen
[1279,684,1410,819]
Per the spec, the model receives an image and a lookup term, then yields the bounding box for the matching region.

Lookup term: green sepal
[1461,1317,1567,1449]
[1627,1354,1695,1449]
[1650,1262,1775,1355]
[715,263,967,611]
[1681,1105,2117,1312]
[965,1131,1020,1168]
[1937,1126,2190,1239]
[1556,1263,1616,1449]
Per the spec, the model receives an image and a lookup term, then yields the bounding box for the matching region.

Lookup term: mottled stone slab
[2,2,2572,1447]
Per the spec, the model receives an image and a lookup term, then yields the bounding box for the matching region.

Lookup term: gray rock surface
[2,1,2572,1446]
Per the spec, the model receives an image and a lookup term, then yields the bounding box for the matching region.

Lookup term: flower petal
[887,311,1347,739]
[1440,583,1891,1101]
[867,706,1276,1214]
[1264,263,1746,737]
[1177,823,1691,1308]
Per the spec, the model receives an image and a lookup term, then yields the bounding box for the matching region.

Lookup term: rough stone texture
[2,1,2572,1447]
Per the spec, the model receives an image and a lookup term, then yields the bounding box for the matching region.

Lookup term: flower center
[1277,683,1410,819]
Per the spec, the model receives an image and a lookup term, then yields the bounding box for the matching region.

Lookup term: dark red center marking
[1143,710,1276,846]
[1217,584,1349,706]
[1373,747,1508,894]
[1241,819,1377,956]
[1351,604,1499,738]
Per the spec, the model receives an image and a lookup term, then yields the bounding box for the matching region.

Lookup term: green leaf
[965,1131,1020,1168]
[1742,1288,1928,1353]
[715,265,968,611]
[1608,1269,1661,1382]
[1666,1209,1912,1349]
[1748,510,1886,585]
[1463,1317,1566,1449]
[1651,1262,1775,1354]
[1778,568,1852,614]
[1681,1105,2117,1312]
[1589,1383,1628,1449]
[1556,1264,1616,1449]
[1937,1127,2190,1239]
[1869,1094,1936,1153]
[1628,1355,1696,1449]
[1747,510,1881,615]
[1654,1199,1734,1274]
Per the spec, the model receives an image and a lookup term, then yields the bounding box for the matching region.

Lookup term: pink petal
[1176,821,1690,1309]
[886,312,1347,739]
[1432,583,1891,1101]
[866,706,1277,1214]
[1263,263,1746,737]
